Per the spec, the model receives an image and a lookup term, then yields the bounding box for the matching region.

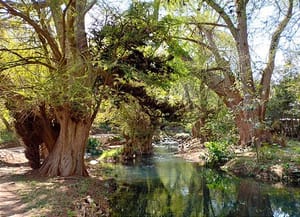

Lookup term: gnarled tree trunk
[13,107,59,169]
[39,109,91,177]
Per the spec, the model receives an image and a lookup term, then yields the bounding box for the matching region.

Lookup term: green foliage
[267,75,299,120]
[117,100,154,139]
[259,146,277,162]
[90,1,178,90]
[288,140,300,154]
[0,130,17,144]
[98,122,112,132]
[86,138,102,156]
[205,141,232,167]
[99,148,123,161]
[203,108,238,144]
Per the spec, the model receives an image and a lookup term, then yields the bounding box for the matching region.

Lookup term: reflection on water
[100,146,300,217]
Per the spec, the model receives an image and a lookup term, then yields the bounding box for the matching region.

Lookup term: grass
[286,140,300,154]
[99,147,123,161]
[222,140,300,184]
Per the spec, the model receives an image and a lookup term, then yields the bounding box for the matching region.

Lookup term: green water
[101,146,300,217]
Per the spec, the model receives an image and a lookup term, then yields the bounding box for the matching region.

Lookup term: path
[0,146,33,217]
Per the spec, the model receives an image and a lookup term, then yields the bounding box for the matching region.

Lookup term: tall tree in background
[165,0,296,145]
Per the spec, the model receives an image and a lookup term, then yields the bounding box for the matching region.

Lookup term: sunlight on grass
[287,140,300,154]
[98,147,123,161]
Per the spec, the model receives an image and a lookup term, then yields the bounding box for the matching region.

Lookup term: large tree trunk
[235,106,272,147]
[39,109,91,177]
[235,110,254,146]
[138,133,154,155]
[14,111,45,169]
[13,108,59,169]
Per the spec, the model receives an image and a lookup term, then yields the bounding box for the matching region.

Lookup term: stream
[99,142,300,217]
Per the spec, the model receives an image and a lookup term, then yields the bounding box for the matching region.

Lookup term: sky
[85,0,300,81]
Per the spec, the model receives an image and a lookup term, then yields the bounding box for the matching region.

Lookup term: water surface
[101,144,300,217]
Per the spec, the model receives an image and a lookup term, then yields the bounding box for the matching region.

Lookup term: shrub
[205,141,232,167]
[86,138,102,156]
[203,109,238,144]
[0,130,17,144]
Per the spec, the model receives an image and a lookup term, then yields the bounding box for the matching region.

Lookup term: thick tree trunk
[122,133,154,160]
[14,111,44,169]
[235,107,272,147]
[39,110,91,177]
[138,134,154,155]
[13,108,59,169]
[235,110,254,146]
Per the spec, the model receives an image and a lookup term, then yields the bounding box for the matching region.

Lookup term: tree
[164,0,297,146]
[0,0,101,176]
[0,0,182,176]
[267,75,298,121]
[89,1,184,158]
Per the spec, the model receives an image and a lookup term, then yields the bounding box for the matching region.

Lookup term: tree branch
[0,0,62,62]
[171,36,213,52]
[188,21,228,28]
[203,0,238,40]
[0,48,55,70]
[0,59,56,71]
[259,0,293,118]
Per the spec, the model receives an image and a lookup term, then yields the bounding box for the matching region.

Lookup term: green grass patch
[98,147,123,161]
[286,140,300,154]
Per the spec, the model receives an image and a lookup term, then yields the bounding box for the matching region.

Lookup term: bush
[0,130,17,144]
[86,138,102,156]
[205,141,232,167]
[203,109,238,144]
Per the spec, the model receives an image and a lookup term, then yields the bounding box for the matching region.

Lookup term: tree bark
[138,134,154,155]
[39,109,91,176]
[234,110,254,146]
[14,111,44,169]
[12,108,59,169]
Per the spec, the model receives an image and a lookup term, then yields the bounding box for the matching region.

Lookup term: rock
[270,165,284,179]
[89,160,98,165]
[173,133,191,140]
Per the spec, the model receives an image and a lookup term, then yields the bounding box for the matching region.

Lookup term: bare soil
[0,144,112,217]
[0,146,35,217]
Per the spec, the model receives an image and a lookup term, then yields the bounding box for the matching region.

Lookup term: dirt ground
[0,144,111,217]
[0,145,36,217]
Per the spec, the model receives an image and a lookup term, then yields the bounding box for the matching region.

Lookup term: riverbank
[175,138,300,186]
